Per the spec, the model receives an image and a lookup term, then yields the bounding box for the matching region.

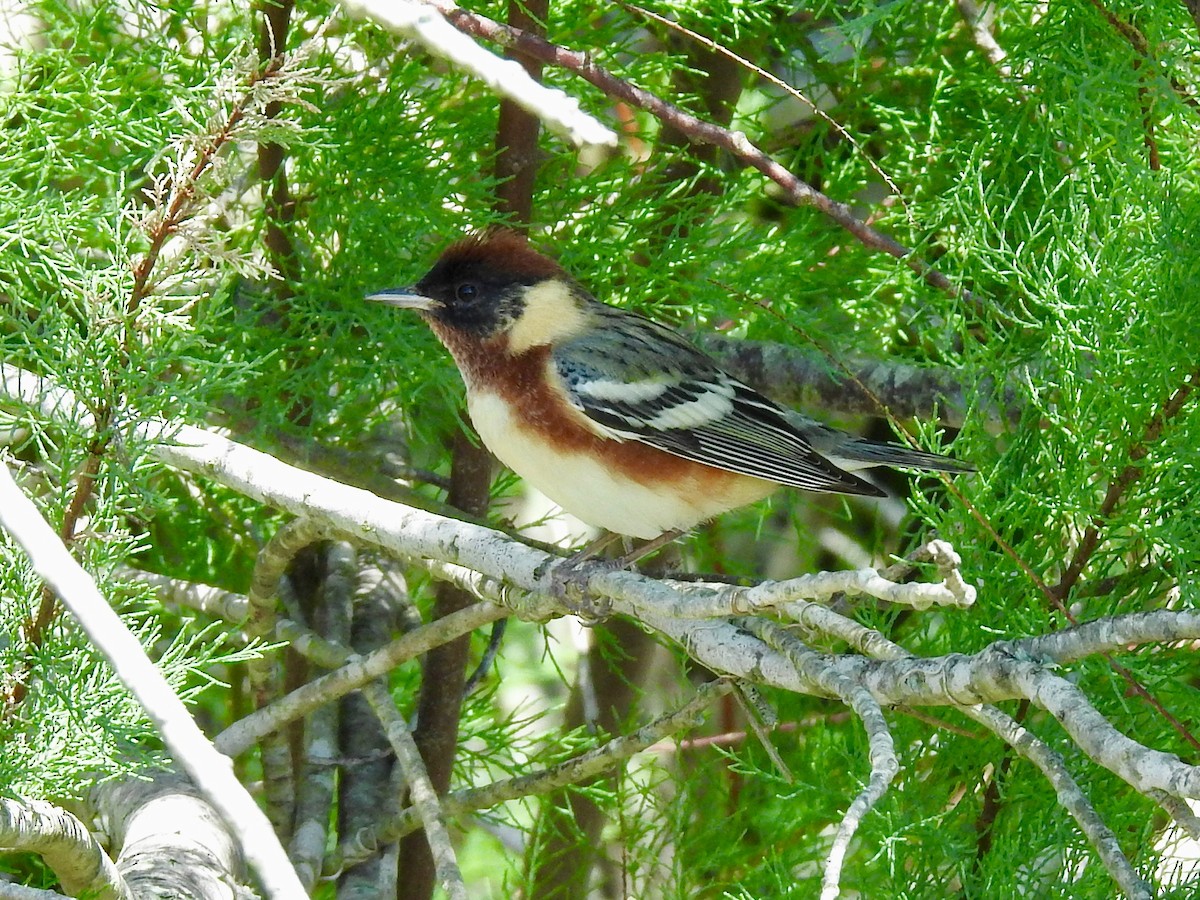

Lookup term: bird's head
[370,229,592,352]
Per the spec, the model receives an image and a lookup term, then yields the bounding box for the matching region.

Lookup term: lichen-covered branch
[0,464,306,899]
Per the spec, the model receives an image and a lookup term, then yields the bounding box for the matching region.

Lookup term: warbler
[370,229,971,542]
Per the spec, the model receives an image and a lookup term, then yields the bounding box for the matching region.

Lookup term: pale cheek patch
[507,280,590,354]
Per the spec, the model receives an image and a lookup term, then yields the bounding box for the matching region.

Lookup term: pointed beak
[367,288,442,312]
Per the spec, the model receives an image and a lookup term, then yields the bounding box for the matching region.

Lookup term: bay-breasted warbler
[371,229,971,542]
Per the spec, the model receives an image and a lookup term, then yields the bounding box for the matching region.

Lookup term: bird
[369,228,972,547]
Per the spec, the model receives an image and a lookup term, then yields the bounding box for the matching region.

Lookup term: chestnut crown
[405,229,570,339]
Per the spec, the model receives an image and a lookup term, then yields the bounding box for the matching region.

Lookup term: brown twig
[257,0,300,288]
[1051,366,1200,603]
[421,0,977,307]
[973,698,1026,866]
[622,1,912,221]
[13,440,107,701]
[1084,0,1198,115]
[127,56,286,325]
[1048,366,1200,751]
[6,58,290,711]
[1136,60,1162,171]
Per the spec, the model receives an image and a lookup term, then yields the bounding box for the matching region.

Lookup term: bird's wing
[552,309,884,497]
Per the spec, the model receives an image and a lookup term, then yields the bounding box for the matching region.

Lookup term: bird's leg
[612,529,684,569]
[568,530,625,564]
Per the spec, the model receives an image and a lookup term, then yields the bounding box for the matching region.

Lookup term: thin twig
[620,1,912,222]
[1084,0,1199,110]
[1052,366,1200,602]
[742,619,897,900]
[215,601,509,757]
[362,680,468,900]
[330,679,735,871]
[422,0,976,305]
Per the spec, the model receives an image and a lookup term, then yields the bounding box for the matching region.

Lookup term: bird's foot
[538,530,685,623]
[534,531,629,622]
[548,552,615,624]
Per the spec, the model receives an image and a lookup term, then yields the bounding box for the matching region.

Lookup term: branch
[337,556,408,895]
[362,681,468,900]
[754,594,1154,896]
[421,0,975,303]
[968,706,1152,898]
[343,0,615,151]
[246,517,335,834]
[0,464,306,899]
[124,568,249,622]
[621,1,910,214]
[744,619,897,900]
[329,679,735,871]
[214,600,509,757]
[93,772,255,900]
[287,543,355,890]
[0,798,129,900]
[954,0,1010,69]
[0,885,70,899]
[696,333,999,430]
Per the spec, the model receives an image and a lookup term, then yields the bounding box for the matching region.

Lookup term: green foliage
[0,0,1198,896]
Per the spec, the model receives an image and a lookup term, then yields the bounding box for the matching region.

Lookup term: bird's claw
[549,556,614,624]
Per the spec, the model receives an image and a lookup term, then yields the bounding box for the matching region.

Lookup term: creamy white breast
[466,390,776,539]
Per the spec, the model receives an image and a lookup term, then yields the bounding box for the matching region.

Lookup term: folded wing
[553,308,885,497]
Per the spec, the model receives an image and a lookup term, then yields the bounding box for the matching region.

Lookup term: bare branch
[744,619,897,900]
[329,679,735,871]
[343,0,615,151]
[696,332,996,430]
[94,773,255,900]
[214,601,509,757]
[0,798,129,900]
[362,680,468,900]
[968,707,1152,898]
[0,464,306,899]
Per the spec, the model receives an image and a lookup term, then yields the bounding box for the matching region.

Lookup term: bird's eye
[455,282,479,303]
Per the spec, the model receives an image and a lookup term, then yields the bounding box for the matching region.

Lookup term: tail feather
[826,437,976,474]
[783,410,974,475]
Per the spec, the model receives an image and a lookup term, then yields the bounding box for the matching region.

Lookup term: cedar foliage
[0,0,1198,896]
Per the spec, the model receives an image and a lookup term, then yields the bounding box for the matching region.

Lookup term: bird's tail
[824,437,975,474]
[785,411,975,475]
